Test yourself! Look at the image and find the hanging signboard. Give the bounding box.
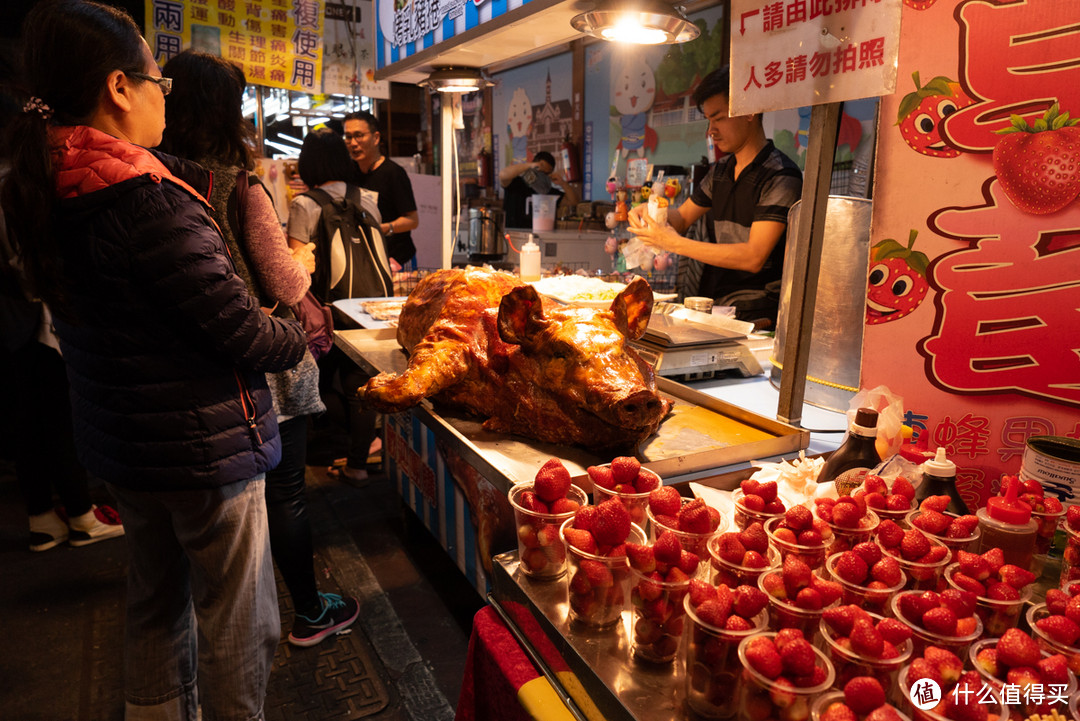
[728,0,902,115]
[375,0,536,69]
[145,0,325,94]
[324,0,390,98]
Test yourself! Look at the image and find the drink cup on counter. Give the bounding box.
[1027,602,1080,677]
[736,632,835,721]
[811,691,913,721]
[683,598,768,719]
[629,566,690,663]
[943,562,1032,635]
[508,482,588,580]
[824,509,881,556]
[708,538,779,589]
[561,518,645,629]
[818,610,913,705]
[898,664,1008,721]
[824,551,906,615]
[764,515,830,571]
[890,590,983,658]
[758,568,838,643]
[905,509,981,564]
[732,488,789,532]
[968,637,1077,718]
[878,535,950,591]
[592,467,659,528]
[647,500,726,578]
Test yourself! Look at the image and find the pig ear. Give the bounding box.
[610,276,654,340]
[498,284,549,347]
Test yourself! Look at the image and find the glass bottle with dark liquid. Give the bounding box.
[817,407,880,496]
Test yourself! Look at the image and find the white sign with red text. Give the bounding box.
[729,0,902,115]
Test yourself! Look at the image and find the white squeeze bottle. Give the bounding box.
[520,234,541,282]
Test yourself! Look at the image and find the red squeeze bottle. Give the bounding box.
[976,475,1037,571]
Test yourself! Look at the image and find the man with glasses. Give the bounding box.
[343,111,419,271]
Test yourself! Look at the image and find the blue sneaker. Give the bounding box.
[288,593,360,647]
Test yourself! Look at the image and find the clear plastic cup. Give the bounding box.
[890,590,983,659]
[824,550,906,616]
[736,632,835,721]
[647,500,726,579]
[508,482,588,580]
[561,518,645,628]
[968,637,1077,718]
[1061,525,1080,588]
[758,568,838,643]
[764,515,829,571]
[818,609,913,705]
[899,663,1008,721]
[683,596,768,719]
[1027,602,1080,677]
[943,562,1031,635]
[878,534,950,592]
[708,538,779,589]
[629,566,689,663]
[824,509,881,556]
[811,690,913,721]
[904,510,981,564]
[732,488,788,532]
[869,497,916,527]
[1032,505,1067,556]
[591,467,660,528]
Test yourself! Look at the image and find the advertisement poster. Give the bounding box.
[323,0,389,98]
[145,0,324,93]
[865,0,1080,507]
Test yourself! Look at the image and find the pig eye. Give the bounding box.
[891,276,914,297]
[869,264,889,286]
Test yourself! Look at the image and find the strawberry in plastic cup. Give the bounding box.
[1018,481,1066,556]
[811,687,912,721]
[819,607,913,704]
[509,481,587,580]
[969,631,1077,718]
[759,557,842,643]
[1027,601,1080,677]
[825,547,907,615]
[588,458,660,527]
[625,528,698,663]
[890,590,983,659]
[877,528,950,592]
[733,479,788,532]
[561,517,645,628]
[708,530,779,589]
[815,496,880,555]
[943,561,1032,635]
[645,495,725,578]
[898,662,1007,721]
[765,509,832,571]
[906,508,981,565]
[1062,523,1080,588]
[736,631,835,721]
[857,473,918,527]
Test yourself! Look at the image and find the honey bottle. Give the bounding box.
[816,407,880,496]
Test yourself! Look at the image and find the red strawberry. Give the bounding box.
[1020,478,1045,497]
[653,531,682,566]
[948,515,980,537]
[742,550,768,569]
[1067,504,1080,531]
[794,588,823,610]
[549,497,580,514]
[740,493,766,512]
[810,575,843,606]
[949,571,986,596]
[573,505,598,532]
[994,103,1080,215]
[832,551,869,584]
[864,492,887,510]
[785,505,813,531]
[916,545,948,565]
[876,519,904,548]
[610,456,640,485]
[897,592,937,624]
[940,589,977,618]
[755,481,779,503]
[678,498,712,534]
[797,529,823,546]
[732,584,769,619]
[677,550,700,575]
[533,458,571,501]
[782,555,812,593]
[688,578,716,607]
[625,542,655,572]
[870,556,903,587]
[974,647,999,677]
[586,465,615,490]
[725,615,753,631]
[877,617,912,646]
[779,637,817,676]
[850,618,884,656]
[1036,615,1080,646]
[820,702,857,721]
[744,637,783,679]
[1067,595,1080,625]
[924,646,964,683]
[996,628,1042,668]
[905,657,944,687]
[886,494,912,511]
[633,469,660,493]
[986,581,1020,602]
[922,607,958,636]
[912,508,950,535]
[900,529,930,560]
[715,533,746,563]
[648,486,682,517]
[852,541,883,567]
[981,547,1005,574]
[1037,653,1071,684]
[740,479,761,496]
[890,476,916,500]
[613,483,636,495]
[695,598,730,628]
[762,499,786,514]
[579,559,613,587]
[738,522,769,554]
[843,676,886,715]
[823,605,869,637]
[944,676,988,721]
[666,566,691,585]
[831,502,863,529]
[518,491,549,514]
[919,495,952,513]
[998,564,1036,590]
[592,499,631,547]
[1046,588,1071,615]
[563,526,598,554]
[863,475,888,495]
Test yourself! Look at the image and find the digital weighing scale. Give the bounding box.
[631,313,764,380]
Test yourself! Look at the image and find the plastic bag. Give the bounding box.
[848,385,905,459]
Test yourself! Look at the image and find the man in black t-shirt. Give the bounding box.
[344,111,419,269]
[627,67,802,329]
[499,150,579,229]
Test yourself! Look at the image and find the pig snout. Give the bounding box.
[610,389,665,428]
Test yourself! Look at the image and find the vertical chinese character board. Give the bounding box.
[865,0,1080,507]
[145,0,324,93]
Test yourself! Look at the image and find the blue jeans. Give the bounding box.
[107,477,279,721]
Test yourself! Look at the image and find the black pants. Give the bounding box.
[2,341,92,517]
[264,415,321,618]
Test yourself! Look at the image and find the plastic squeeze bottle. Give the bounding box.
[976,474,1037,570]
[520,235,541,282]
[915,447,969,515]
[816,407,880,496]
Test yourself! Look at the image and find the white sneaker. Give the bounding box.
[68,505,125,547]
[29,509,69,552]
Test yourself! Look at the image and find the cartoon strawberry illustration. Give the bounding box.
[866,230,930,325]
[993,103,1080,215]
[904,0,938,9]
[896,72,974,158]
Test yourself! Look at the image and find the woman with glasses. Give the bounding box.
[1,2,307,719]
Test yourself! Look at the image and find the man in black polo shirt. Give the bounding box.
[628,66,802,329]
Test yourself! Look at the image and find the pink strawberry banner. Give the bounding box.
[863,0,1080,509]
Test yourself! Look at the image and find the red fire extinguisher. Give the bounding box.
[477,148,493,188]
[560,135,580,184]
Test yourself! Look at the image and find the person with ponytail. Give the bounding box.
[0,2,307,719]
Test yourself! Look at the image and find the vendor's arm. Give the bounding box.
[381,210,418,238]
[549,170,580,211]
[628,196,706,236]
[499,161,538,187]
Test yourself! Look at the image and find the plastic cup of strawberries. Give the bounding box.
[560,516,646,628]
[825,548,907,616]
[732,479,789,532]
[942,560,1033,636]
[1027,601,1080,677]
[587,458,661,528]
[646,496,726,576]
[890,589,983,659]
[876,526,951,592]
[818,606,914,704]
[682,584,769,718]
[1062,524,1080,588]
[758,557,842,644]
[814,497,881,556]
[707,531,780,589]
[811,689,912,721]
[764,510,832,571]
[904,509,981,565]
[509,481,588,580]
[628,565,689,663]
[736,630,835,721]
[968,630,1076,717]
[899,652,1007,721]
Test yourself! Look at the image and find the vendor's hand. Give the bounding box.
[548,169,566,186]
[627,203,649,227]
[627,208,679,253]
[293,242,316,274]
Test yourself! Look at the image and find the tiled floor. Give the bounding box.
[0,460,483,721]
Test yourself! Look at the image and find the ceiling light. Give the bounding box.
[571,0,699,44]
[418,67,494,94]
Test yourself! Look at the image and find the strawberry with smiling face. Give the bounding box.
[896,72,974,158]
[866,230,930,325]
[993,103,1080,215]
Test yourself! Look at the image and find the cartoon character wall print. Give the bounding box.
[896,71,975,158]
[613,56,657,159]
[507,87,533,163]
[865,229,930,325]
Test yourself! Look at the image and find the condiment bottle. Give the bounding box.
[519,235,541,282]
[976,474,1037,570]
[915,447,969,515]
[817,407,881,495]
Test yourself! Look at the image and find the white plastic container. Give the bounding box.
[525,194,557,231]
[519,235,541,282]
